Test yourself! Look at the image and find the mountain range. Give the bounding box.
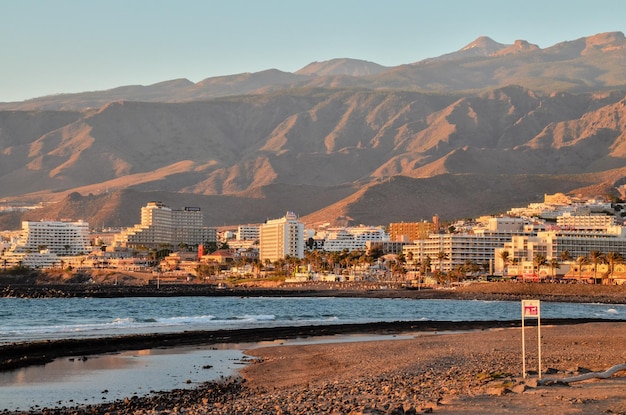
[2,31,626,230]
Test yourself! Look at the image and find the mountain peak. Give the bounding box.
[461,36,507,54]
[295,58,388,77]
[493,39,540,56]
[584,31,626,52]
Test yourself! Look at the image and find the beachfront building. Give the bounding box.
[312,226,388,252]
[366,241,409,256]
[259,211,304,262]
[114,202,217,249]
[389,221,433,242]
[403,217,531,274]
[0,220,91,268]
[496,226,626,282]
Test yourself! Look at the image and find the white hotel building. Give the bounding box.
[496,225,626,278]
[1,220,91,268]
[236,224,260,241]
[403,217,532,273]
[259,212,304,262]
[114,202,216,248]
[318,226,388,252]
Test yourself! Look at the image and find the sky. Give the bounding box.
[1,0,624,102]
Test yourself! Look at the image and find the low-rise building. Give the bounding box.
[315,226,388,252]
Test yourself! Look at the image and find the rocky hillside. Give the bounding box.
[1,32,626,229]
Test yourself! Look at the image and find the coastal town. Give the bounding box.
[2,192,626,286]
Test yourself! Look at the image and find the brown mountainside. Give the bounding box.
[2,32,626,229]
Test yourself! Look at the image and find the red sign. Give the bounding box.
[522,300,540,319]
[524,305,538,316]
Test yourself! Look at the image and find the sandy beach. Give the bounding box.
[3,320,623,414]
[2,283,626,414]
[240,322,626,414]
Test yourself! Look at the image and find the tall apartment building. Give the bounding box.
[114,202,216,248]
[259,211,304,262]
[1,220,91,268]
[11,220,90,255]
[172,207,212,246]
[389,221,433,242]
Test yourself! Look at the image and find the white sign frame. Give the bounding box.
[521,299,542,379]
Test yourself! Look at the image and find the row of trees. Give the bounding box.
[195,247,491,285]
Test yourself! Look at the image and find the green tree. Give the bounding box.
[576,256,589,281]
[498,250,510,276]
[559,250,573,262]
[421,256,432,276]
[436,251,448,273]
[533,253,547,281]
[605,251,623,285]
[589,250,605,284]
[548,257,560,279]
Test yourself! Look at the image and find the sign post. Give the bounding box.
[521,299,542,379]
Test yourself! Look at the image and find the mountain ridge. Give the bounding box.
[2,32,626,230]
[3,31,625,111]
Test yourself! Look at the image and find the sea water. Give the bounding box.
[0,296,624,410]
[1,296,624,344]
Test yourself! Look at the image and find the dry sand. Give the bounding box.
[239,322,626,414]
[4,322,625,414]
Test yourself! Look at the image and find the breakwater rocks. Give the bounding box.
[2,280,626,304]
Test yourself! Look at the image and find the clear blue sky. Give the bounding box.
[1,0,624,102]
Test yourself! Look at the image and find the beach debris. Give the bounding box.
[539,362,626,385]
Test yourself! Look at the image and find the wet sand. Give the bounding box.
[2,320,626,414]
[0,346,245,411]
[1,282,626,414]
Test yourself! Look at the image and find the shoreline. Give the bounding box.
[1,317,623,372]
[2,282,626,413]
[4,321,625,414]
[2,281,626,372]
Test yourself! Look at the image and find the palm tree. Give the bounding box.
[436,251,448,273]
[548,258,560,279]
[559,250,573,263]
[605,251,623,285]
[422,256,432,277]
[498,251,510,277]
[576,256,589,282]
[588,250,605,284]
[533,253,547,281]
